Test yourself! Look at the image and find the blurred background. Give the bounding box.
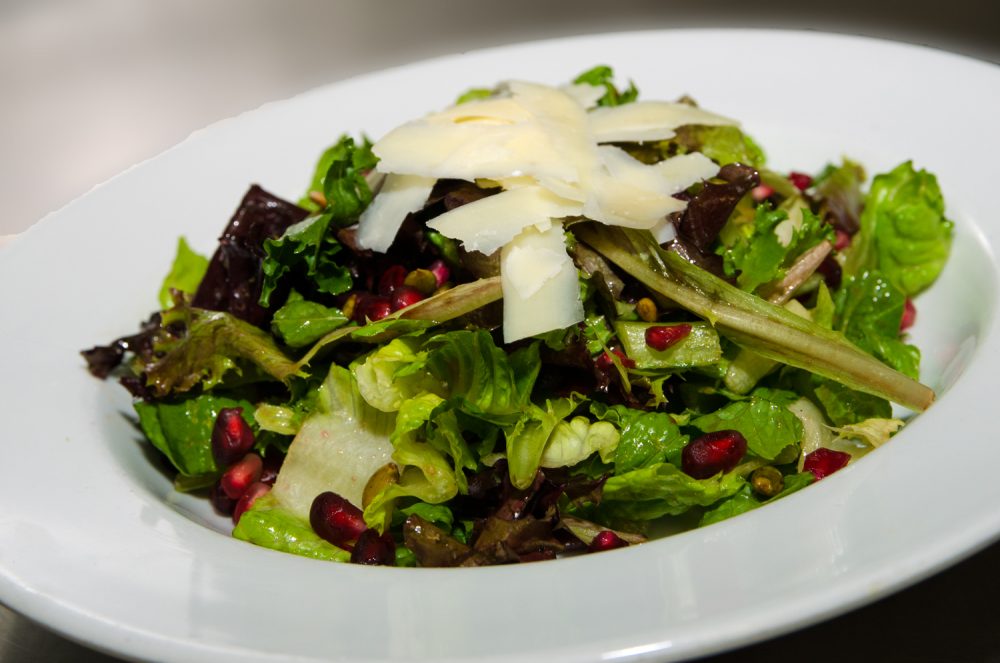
[2,0,999,239]
[2,0,1000,661]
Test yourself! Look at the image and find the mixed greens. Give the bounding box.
[83,67,952,566]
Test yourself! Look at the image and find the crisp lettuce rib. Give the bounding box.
[574,222,934,411]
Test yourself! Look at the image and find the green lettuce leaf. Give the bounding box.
[134,393,254,476]
[601,462,745,520]
[158,237,209,309]
[835,271,920,379]
[233,494,350,562]
[813,379,893,426]
[574,223,934,411]
[271,290,349,348]
[573,65,638,106]
[672,124,766,168]
[721,205,833,293]
[505,397,580,489]
[298,134,378,214]
[845,161,952,296]
[261,135,377,306]
[259,212,352,307]
[539,417,619,468]
[698,471,813,526]
[422,330,539,423]
[591,404,688,473]
[690,393,803,460]
[354,336,439,412]
[269,365,395,516]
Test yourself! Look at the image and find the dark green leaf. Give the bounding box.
[134,393,254,476]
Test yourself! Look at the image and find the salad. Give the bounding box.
[83,67,952,567]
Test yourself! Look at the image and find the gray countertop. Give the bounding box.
[2,1,998,660]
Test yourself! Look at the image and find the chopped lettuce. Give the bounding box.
[141,305,303,398]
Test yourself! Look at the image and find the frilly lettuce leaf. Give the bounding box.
[141,304,303,398]
[721,205,833,293]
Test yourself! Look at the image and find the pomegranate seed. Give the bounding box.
[310,491,368,550]
[350,529,396,566]
[645,324,692,351]
[803,448,851,479]
[220,453,264,500]
[595,348,636,370]
[428,259,450,287]
[211,408,255,467]
[259,450,285,485]
[682,430,748,479]
[751,184,774,202]
[834,229,852,251]
[589,530,628,552]
[900,298,917,332]
[360,295,392,322]
[210,480,237,516]
[788,171,813,191]
[233,481,271,524]
[390,285,425,311]
[378,265,407,295]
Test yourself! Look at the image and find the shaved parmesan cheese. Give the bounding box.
[650,218,678,244]
[651,152,721,193]
[583,172,686,229]
[356,173,436,252]
[588,101,737,143]
[427,185,581,256]
[365,78,733,340]
[374,82,596,185]
[501,221,584,343]
[560,82,607,110]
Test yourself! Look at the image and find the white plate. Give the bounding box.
[1,29,998,663]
